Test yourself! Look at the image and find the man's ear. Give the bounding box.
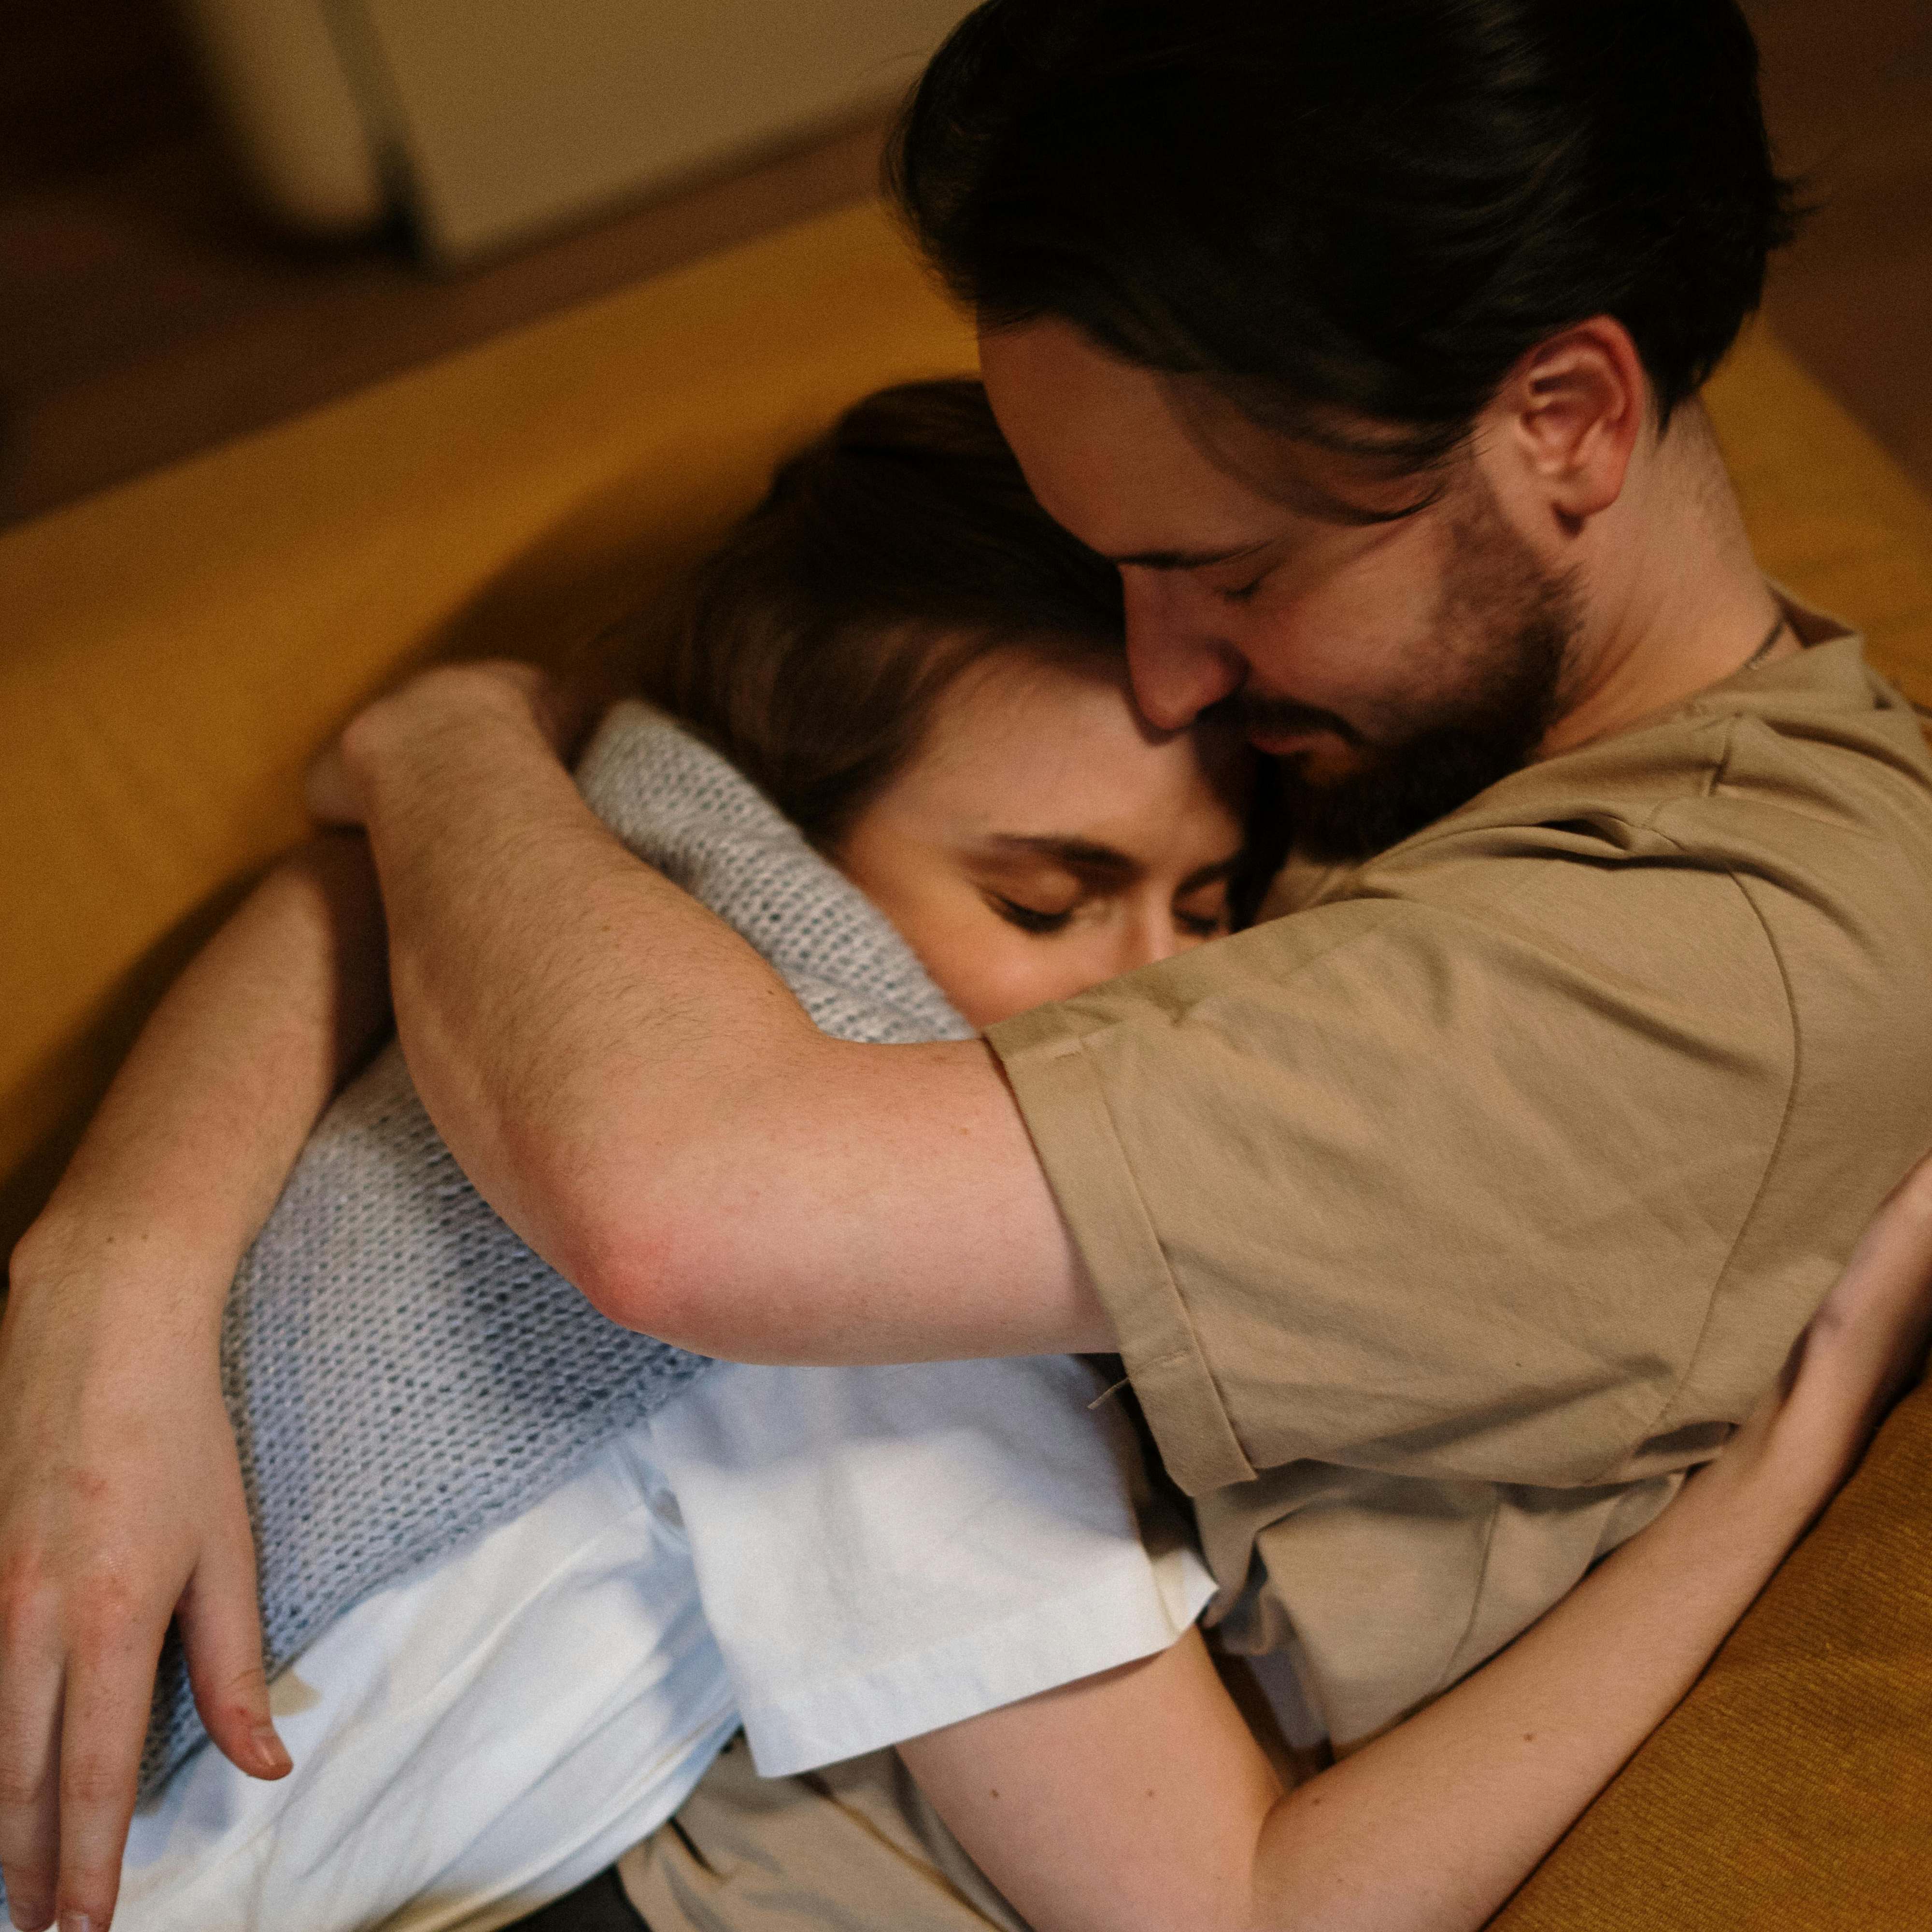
[1498,316,1648,532]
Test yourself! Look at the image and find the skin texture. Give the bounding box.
[309,316,1810,1369]
[10,698,1931,1932]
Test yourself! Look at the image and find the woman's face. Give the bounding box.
[835,645,1251,1029]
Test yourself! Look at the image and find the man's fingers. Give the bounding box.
[177,1538,286,1784]
[53,1605,170,1932]
[0,1576,64,1932]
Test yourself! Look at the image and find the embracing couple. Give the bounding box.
[6,3,1932,1931]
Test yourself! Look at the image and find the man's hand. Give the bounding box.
[0,1231,284,1932]
[306,661,589,829]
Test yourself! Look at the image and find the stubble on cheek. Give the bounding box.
[1278,475,1580,863]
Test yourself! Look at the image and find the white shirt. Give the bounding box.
[118,1356,1212,1931]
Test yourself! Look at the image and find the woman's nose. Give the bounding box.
[1111,900,1191,978]
[1122,573,1246,730]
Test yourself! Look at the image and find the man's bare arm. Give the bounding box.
[334,665,1109,1363]
[0,835,389,1932]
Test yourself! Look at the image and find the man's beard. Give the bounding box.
[1247,485,1579,865]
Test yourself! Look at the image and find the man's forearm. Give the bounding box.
[341,671,1105,1363]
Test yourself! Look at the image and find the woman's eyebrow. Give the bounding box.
[981,834,1138,881]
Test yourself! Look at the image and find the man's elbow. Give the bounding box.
[541,1159,739,1351]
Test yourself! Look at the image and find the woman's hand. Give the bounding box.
[0,838,389,1931]
[1718,1150,1932,1499]
[0,1228,283,1932]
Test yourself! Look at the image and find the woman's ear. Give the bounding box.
[1496,316,1648,533]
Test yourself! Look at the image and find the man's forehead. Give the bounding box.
[978,320,1430,555]
[979,323,1283,558]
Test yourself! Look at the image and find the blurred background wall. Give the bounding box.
[1,0,1927,532]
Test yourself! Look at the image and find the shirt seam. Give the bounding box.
[1634,724,1804,1444]
[1066,1033,1259,1488]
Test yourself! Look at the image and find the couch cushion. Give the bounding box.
[0,199,975,1246]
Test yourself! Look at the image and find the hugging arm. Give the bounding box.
[330,664,1110,1364]
[901,1157,1932,1932]
[0,835,389,1932]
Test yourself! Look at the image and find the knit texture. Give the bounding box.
[139,703,970,1795]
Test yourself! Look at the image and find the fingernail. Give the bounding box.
[254,1723,292,1775]
[58,1912,94,1932]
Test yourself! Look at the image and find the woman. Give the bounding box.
[2,383,1929,1932]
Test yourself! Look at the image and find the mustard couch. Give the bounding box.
[4,200,1931,1927]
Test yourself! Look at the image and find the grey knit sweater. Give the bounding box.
[139,703,971,1795]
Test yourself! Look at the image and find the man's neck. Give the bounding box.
[1539,398,1792,757]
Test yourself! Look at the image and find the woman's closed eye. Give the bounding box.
[1173,878,1233,939]
[985,891,1078,936]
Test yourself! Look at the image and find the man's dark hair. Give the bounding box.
[891,0,1798,470]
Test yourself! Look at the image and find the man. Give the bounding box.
[5,1,1932,1928]
[325,3,1932,1917]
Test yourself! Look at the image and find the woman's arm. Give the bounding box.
[0,834,389,1932]
[899,1152,1932,1932]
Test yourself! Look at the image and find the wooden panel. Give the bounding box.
[354,0,974,262]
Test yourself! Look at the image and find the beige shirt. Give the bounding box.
[988,620,1932,1744]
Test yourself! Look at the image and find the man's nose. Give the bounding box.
[1122,573,1246,730]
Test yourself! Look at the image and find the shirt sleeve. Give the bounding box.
[644,1356,1215,1776]
[986,836,1795,1496]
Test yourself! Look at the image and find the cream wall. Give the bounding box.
[179,0,977,259]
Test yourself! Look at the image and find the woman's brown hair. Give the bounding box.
[613,376,1285,919]
[619,378,1124,852]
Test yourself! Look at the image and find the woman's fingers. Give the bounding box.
[52,1608,171,1932]
[0,1579,65,1931]
[1808,1153,1932,1379]
[0,1250,258,1932]
[1776,1151,1932,1473]
[177,1518,287,1783]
